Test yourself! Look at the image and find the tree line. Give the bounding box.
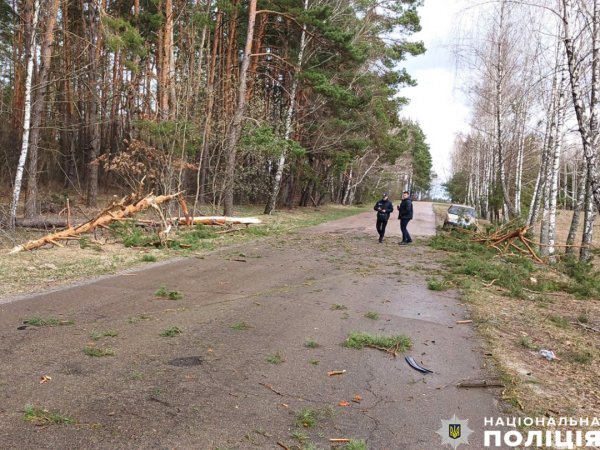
[446,0,600,261]
[0,0,432,228]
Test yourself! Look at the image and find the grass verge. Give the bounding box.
[0,203,366,299]
[430,227,600,424]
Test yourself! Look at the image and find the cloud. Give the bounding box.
[398,0,473,181]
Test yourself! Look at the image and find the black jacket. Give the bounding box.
[374,199,393,221]
[398,198,413,220]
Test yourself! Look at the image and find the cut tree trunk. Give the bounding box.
[169,216,262,226]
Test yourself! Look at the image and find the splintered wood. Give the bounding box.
[463,224,544,263]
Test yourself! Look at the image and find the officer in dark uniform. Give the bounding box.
[374,192,393,243]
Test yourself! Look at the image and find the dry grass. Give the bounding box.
[0,196,365,298]
[466,285,600,419]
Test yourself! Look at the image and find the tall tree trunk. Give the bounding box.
[195,8,220,209]
[540,92,559,255]
[562,0,600,219]
[25,0,61,218]
[8,0,40,229]
[264,0,308,215]
[566,161,586,255]
[580,168,596,261]
[86,0,101,207]
[547,69,567,260]
[222,0,256,216]
[513,106,525,216]
[166,0,176,119]
[495,0,515,220]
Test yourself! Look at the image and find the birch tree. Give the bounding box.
[8,0,40,230]
[24,0,60,218]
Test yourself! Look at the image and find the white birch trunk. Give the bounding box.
[8,0,40,230]
[342,166,353,205]
[513,106,526,215]
[547,69,567,260]
[581,171,596,261]
[566,161,586,255]
[562,0,600,222]
[264,0,309,214]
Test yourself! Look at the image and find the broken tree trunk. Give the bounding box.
[169,216,262,226]
[10,193,180,253]
[15,218,85,229]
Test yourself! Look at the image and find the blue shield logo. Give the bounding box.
[449,424,461,440]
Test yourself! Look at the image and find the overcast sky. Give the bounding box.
[400,0,472,182]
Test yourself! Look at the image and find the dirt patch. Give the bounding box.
[467,287,600,417]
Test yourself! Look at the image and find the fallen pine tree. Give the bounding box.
[169,216,262,226]
[9,192,263,254]
[9,193,180,253]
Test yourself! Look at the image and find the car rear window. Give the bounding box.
[448,206,476,217]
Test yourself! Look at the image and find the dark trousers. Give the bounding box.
[376,218,388,240]
[400,218,412,242]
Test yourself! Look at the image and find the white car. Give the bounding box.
[444,204,478,228]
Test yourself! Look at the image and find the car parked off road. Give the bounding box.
[443,204,478,229]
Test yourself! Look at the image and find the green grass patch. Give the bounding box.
[23,405,74,425]
[141,254,157,262]
[364,311,379,320]
[548,315,570,329]
[518,336,536,350]
[230,321,252,330]
[266,351,284,365]
[90,330,119,341]
[559,257,600,299]
[427,278,446,291]
[160,326,182,337]
[563,349,594,365]
[24,316,74,327]
[304,339,319,348]
[83,347,114,357]
[577,312,590,324]
[154,285,183,300]
[110,222,156,247]
[330,304,347,311]
[430,229,541,298]
[342,440,368,450]
[343,332,411,353]
[294,408,319,428]
[170,225,218,250]
[309,359,320,366]
[291,431,308,444]
[127,314,152,324]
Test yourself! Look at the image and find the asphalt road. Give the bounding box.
[0,202,504,449]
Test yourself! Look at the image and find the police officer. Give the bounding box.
[374,192,393,243]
